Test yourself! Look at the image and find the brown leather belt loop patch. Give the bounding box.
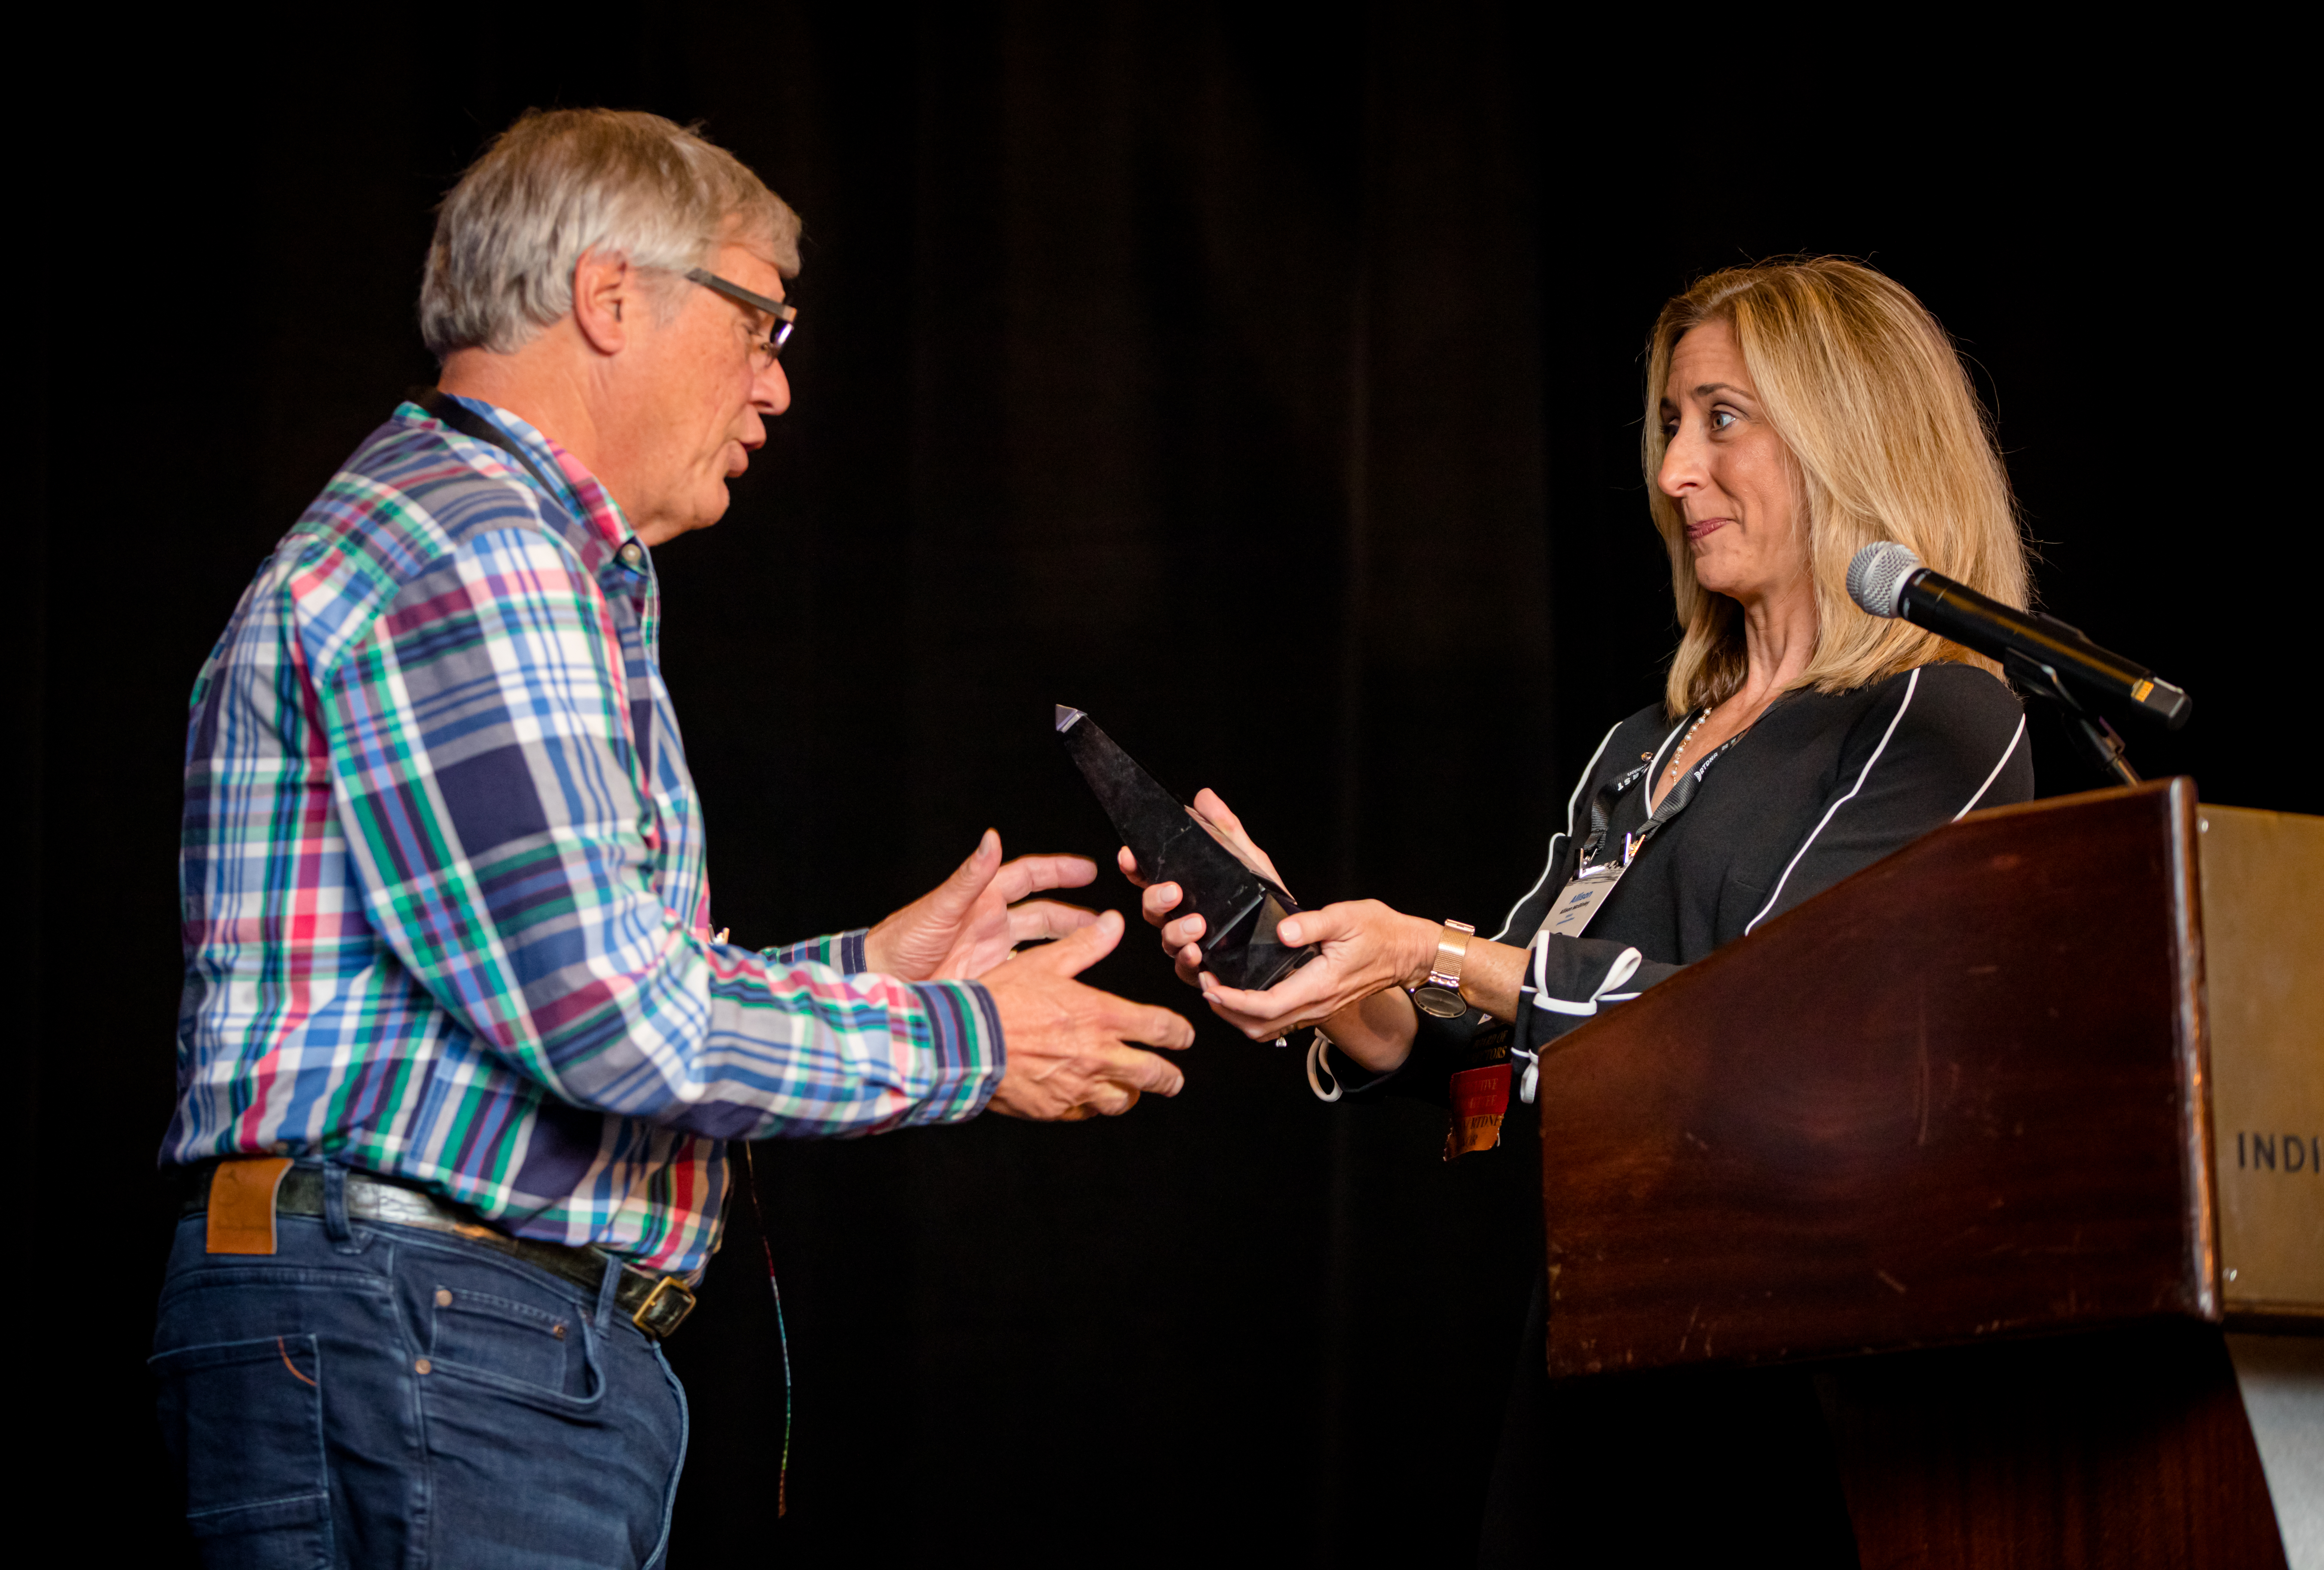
[206,1157,295,1255]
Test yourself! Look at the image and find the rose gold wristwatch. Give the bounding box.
[1410,919,1476,1018]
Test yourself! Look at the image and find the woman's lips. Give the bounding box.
[1684,517,1729,542]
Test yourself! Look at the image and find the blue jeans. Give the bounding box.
[151,1165,689,1569]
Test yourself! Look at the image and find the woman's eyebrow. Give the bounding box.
[1692,381,1754,400]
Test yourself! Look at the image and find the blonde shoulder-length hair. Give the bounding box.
[1643,257,2031,718]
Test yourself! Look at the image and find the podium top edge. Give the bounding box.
[1961,777,2192,824]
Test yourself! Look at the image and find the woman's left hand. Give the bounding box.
[1197,899,1438,1041]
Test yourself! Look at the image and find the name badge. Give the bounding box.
[1540,860,1626,940]
[1538,829,1645,941]
[1538,723,1732,947]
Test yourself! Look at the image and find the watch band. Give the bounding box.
[1411,919,1476,1019]
[1426,919,1476,990]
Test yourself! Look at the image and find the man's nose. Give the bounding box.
[756,359,791,419]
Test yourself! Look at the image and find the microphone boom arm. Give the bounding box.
[2001,648,2143,788]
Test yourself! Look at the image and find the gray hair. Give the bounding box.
[419,108,802,360]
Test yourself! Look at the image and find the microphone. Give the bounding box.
[1847,543,2191,731]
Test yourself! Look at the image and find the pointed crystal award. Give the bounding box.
[1056,705,1317,991]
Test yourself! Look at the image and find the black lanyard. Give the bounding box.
[409,387,566,505]
[1577,711,1731,875]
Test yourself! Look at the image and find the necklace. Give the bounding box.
[1664,709,1710,779]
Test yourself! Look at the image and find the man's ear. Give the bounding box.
[571,247,632,356]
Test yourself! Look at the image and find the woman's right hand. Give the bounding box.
[1117,788,1285,988]
[1120,790,1425,1075]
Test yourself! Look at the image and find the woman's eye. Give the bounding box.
[1709,409,1738,431]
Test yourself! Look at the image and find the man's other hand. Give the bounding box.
[865,830,1098,981]
[981,911,1195,1120]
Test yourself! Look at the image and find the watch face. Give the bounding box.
[1412,986,1465,1019]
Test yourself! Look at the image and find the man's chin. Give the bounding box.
[680,485,735,537]
[634,495,731,549]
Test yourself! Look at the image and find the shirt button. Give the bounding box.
[414,1358,433,1375]
[435,1288,453,1307]
[619,542,644,568]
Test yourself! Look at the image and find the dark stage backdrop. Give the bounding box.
[24,8,2287,1566]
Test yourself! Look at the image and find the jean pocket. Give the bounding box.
[429,1285,580,1398]
[151,1335,331,1569]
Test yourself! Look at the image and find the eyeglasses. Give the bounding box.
[685,267,797,367]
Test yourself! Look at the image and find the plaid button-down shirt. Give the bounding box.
[165,395,1003,1276]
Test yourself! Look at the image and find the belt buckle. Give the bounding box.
[632,1275,697,1339]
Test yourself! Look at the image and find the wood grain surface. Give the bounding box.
[1538,779,2215,1378]
[1821,1320,2287,1570]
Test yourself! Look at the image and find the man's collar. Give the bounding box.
[406,391,642,561]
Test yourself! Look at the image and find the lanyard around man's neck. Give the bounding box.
[411,387,566,507]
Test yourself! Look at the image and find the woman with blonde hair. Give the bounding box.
[1133,257,2034,1559]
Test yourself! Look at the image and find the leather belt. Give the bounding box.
[182,1162,698,1340]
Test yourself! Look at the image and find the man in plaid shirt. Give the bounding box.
[154,109,1193,1569]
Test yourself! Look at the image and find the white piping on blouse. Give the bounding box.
[1639,708,1699,808]
[1953,714,2026,821]
[1529,938,1644,1016]
[1491,719,1623,942]
[1513,941,1644,1104]
[1743,666,1921,936]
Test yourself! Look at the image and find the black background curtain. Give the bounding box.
[21,7,2291,1564]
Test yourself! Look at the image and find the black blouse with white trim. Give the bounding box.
[1327,662,2032,1105]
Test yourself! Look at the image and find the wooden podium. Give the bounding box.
[1538,780,2321,1567]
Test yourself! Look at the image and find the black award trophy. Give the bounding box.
[1055,705,1317,991]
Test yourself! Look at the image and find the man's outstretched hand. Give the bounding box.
[866,830,1099,981]
[981,911,1195,1120]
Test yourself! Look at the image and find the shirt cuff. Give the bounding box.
[767,929,871,972]
[896,980,1006,1124]
[1511,934,1650,1064]
[1315,1031,1405,1097]
[759,929,1001,1124]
